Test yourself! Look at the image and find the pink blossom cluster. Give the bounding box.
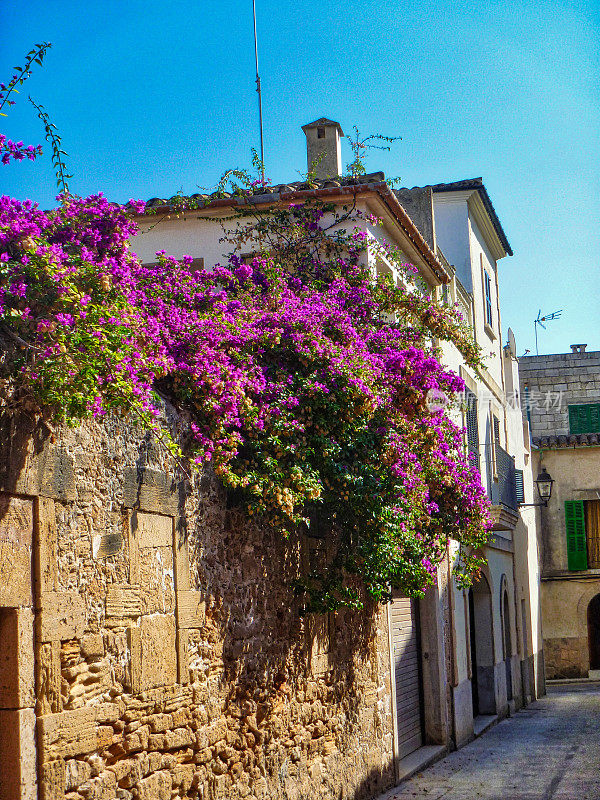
[0,192,491,610]
[0,134,42,165]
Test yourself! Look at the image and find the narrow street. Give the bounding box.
[378,684,600,800]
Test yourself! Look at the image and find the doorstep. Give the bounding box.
[394,745,447,785]
[473,714,498,737]
[376,746,447,799]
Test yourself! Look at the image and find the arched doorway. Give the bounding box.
[502,589,513,701]
[587,594,600,671]
[468,572,496,716]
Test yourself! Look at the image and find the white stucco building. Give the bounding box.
[397,179,545,743]
[127,118,544,776]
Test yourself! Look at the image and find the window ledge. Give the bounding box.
[484,323,497,341]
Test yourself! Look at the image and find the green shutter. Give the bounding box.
[569,405,585,434]
[565,500,587,570]
[514,469,524,504]
[569,404,600,435]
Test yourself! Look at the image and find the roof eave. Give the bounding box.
[431,180,513,257]
[130,181,451,284]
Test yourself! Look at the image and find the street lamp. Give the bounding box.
[519,467,554,508]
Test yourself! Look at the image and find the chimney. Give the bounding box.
[570,344,588,353]
[301,118,344,180]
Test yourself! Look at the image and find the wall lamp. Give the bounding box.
[519,467,554,508]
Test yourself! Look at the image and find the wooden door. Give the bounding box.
[390,597,423,759]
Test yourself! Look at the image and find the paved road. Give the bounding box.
[378,684,600,800]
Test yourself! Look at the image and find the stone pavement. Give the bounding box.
[376,684,600,800]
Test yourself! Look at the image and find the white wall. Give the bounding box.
[431,197,472,290]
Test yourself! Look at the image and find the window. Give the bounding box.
[240,251,260,265]
[565,499,600,570]
[568,404,600,435]
[465,391,480,471]
[317,126,326,139]
[514,469,525,504]
[484,271,493,328]
[489,412,501,479]
[565,500,587,570]
[493,415,500,445]
[441,283,450,306]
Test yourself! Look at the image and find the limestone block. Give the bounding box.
[0,708,37,800]
[173,519,191,591]
[34,497,58,598]
[91,531,123,560]
[0,495,33,607]
[0,607,35,709]
[126,627,141,694]
[39,759,65,800]
[94,703,120,725]
[36,641,62,715]
[123,468,180,516]
[176,590,206,629]
[37,707,96,762]
[64,759,91,791]
[0,414,75,503]
[196,719,227,749]
[139,615,177,691]
[38,594,86,642]
[176,628,189,685]
[139,548,174,615]
[105,585,141,626]
[132,511,172,549]
[80,634,104,661]
[164,727,194,749]
[96,725,114,749]
[125,510,140,585]
[135,771,172,800]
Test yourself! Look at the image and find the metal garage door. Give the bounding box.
[390,597,423,759]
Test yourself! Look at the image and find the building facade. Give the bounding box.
[0,120,545,800]
[519,345,600,678]
[131,121,545,764]
[397,177,544,743]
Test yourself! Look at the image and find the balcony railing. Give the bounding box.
[489,444,518,511]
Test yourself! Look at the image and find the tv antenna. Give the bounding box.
[534,308,562,355]
[252,0,265,184]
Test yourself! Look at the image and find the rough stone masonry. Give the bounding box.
[0,404,395,800]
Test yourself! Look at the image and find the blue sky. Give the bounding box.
[2,0,599,355]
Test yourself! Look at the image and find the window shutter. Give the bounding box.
[569,405,585,434]
[514,469,524,504]
[465,392,480,471]
[585,500,600,569]
[565,500,587,570]
[569,404,600,435]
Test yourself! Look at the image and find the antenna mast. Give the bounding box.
[534,308,562,355]
[252,0,265,184]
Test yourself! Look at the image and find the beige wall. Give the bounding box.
[533,447,600,678]
[535,447,600,575]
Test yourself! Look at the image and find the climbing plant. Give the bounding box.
[0,184,491,611]
[0,47,490,612]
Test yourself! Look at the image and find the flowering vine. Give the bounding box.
[0,183,491,611]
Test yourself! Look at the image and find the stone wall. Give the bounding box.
[0,409,395,800]
[519,349,600,436]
